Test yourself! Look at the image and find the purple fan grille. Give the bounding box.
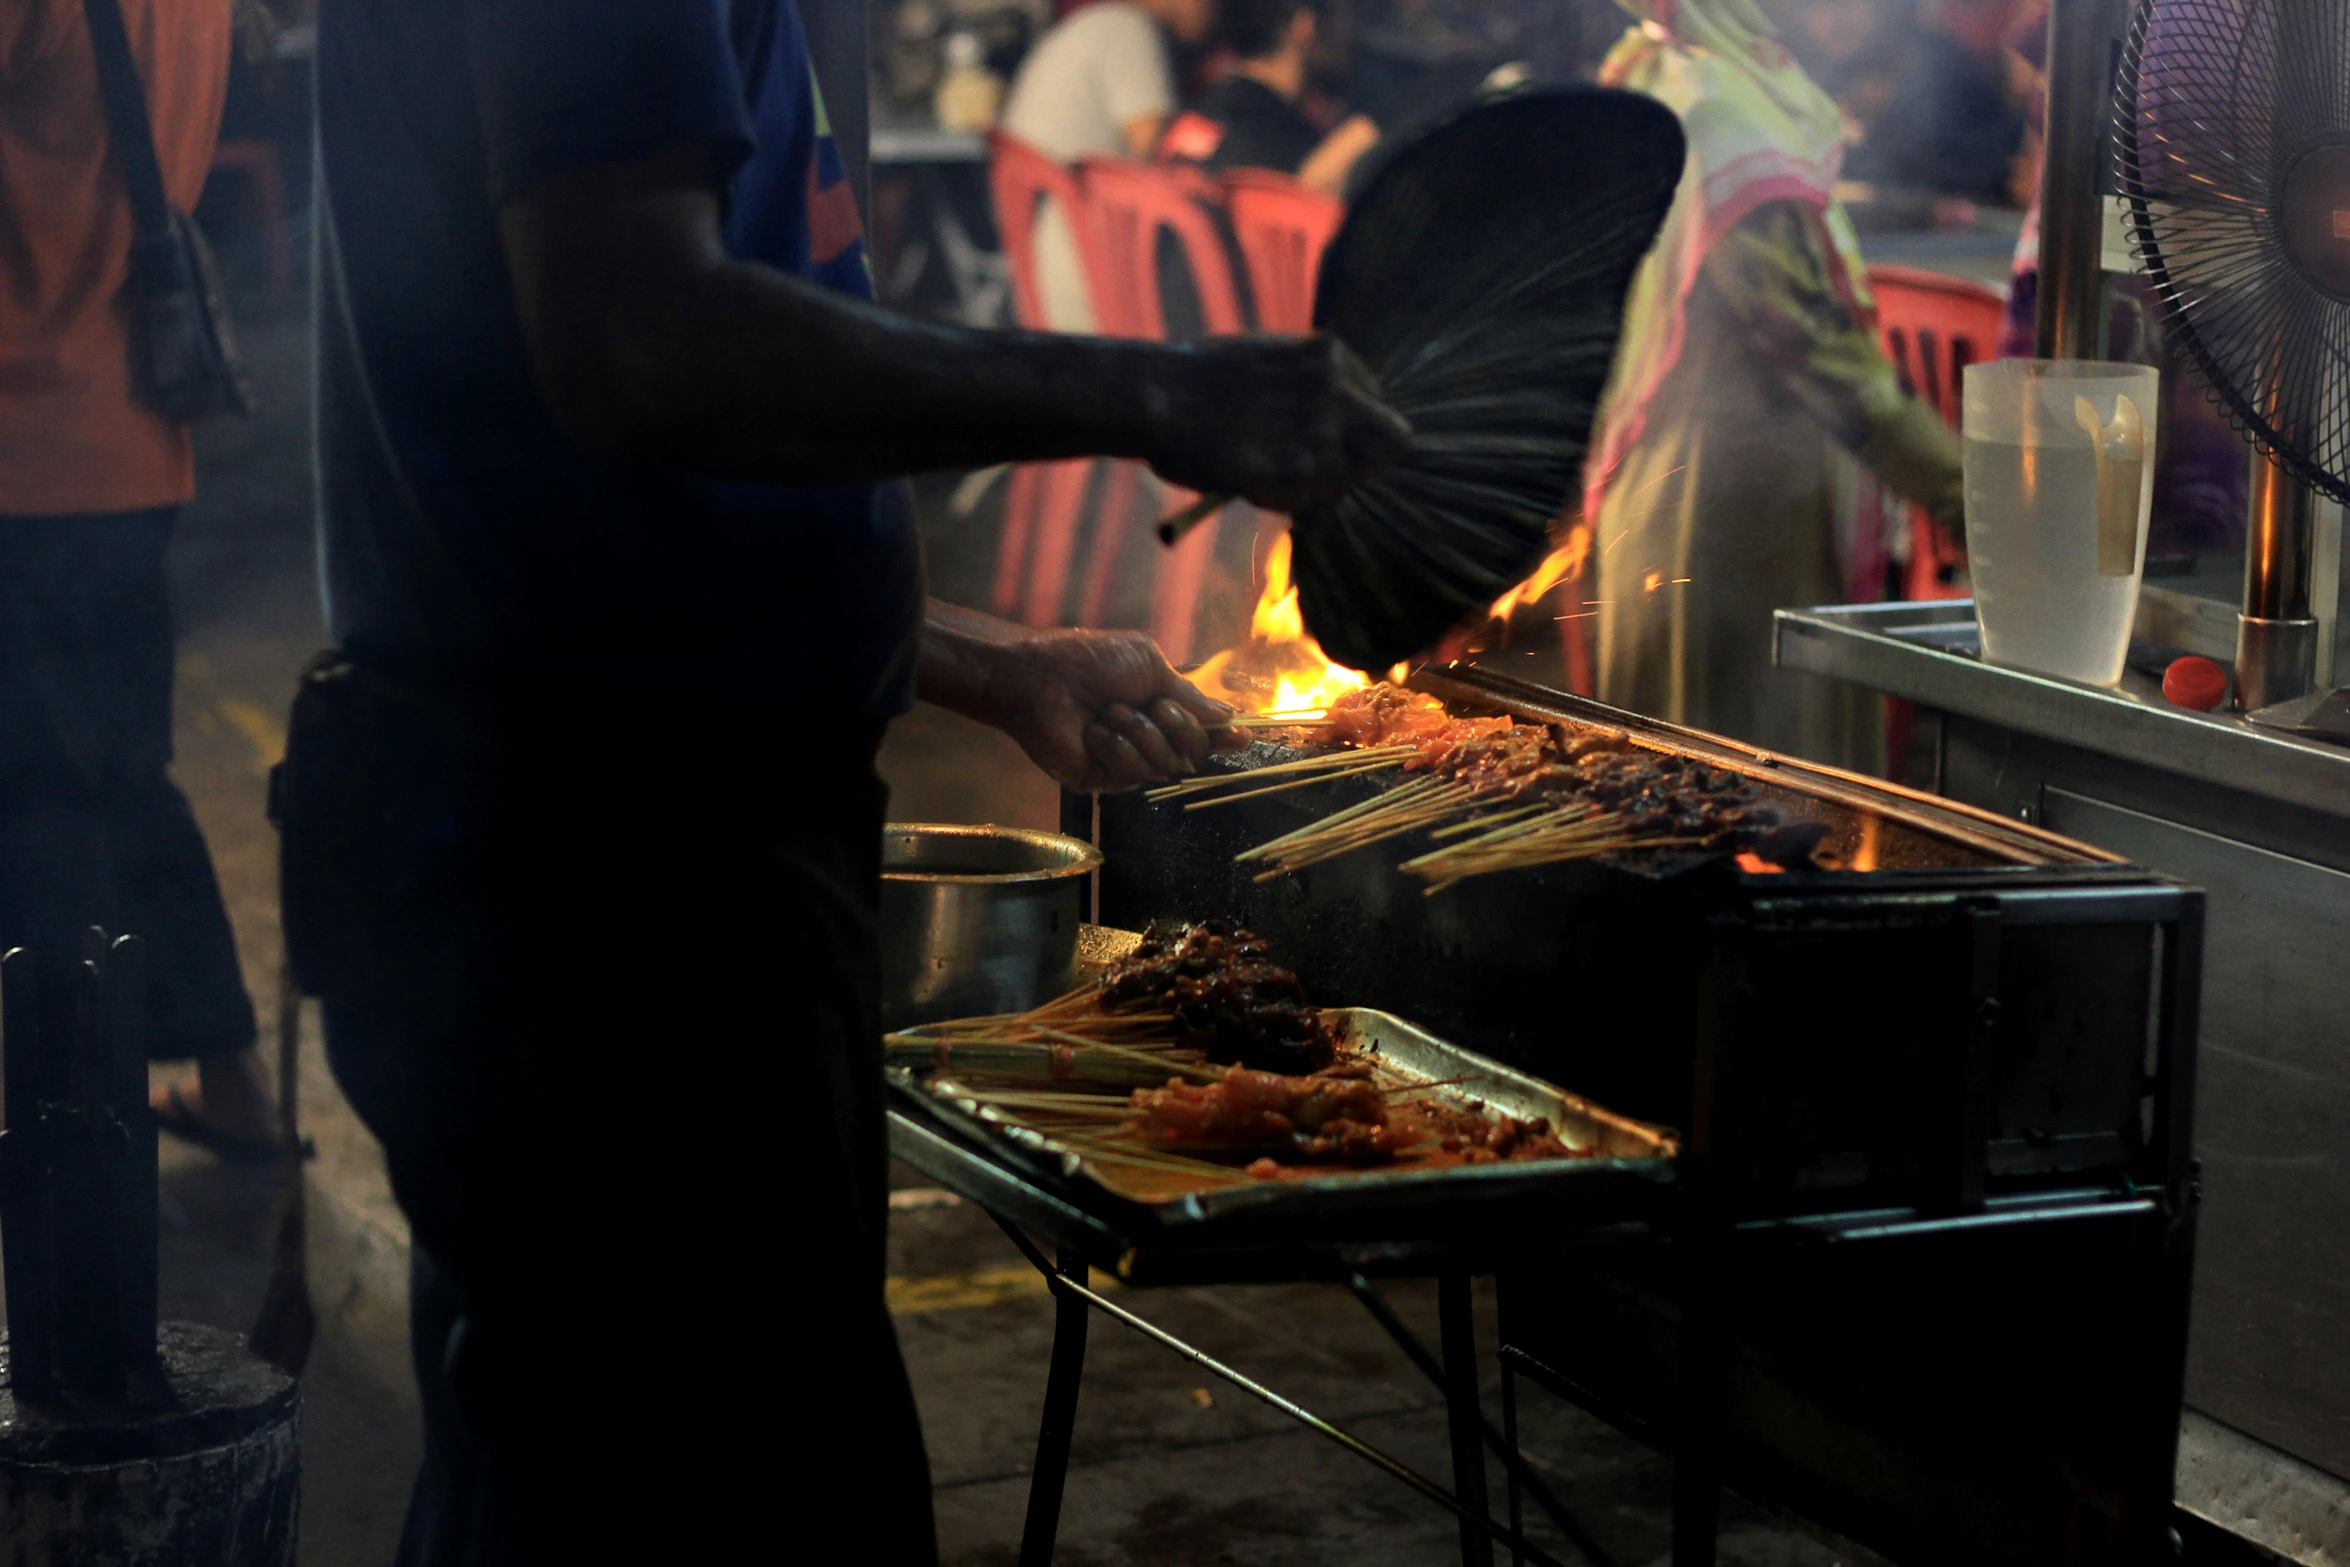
[2117,0,2350,502]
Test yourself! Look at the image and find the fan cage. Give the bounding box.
[2114,0,2350,505]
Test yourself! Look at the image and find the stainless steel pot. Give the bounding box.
[878,824,1102,1029]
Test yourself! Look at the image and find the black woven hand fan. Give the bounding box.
[1292,89,1685,671]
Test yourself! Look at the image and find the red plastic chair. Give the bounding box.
[1867,265,2006,777]
[986,131,1105,624]
[1866,265,2005,603]
[1222,169,1342,334]
[1067,158,1251,662]
[1077,158,1247,339]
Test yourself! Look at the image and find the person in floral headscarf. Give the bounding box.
[1578,0,1965,772]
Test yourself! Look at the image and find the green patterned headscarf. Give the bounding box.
[1585,0,1873,512]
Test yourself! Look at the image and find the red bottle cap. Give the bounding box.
[2162,656,2228,711]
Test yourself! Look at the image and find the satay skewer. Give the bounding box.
[1234,774,1453,859]
[1179,756,1413,811]
[1143,744,1416,802]
[1243,780,1488,877]
[1223,712,1332,731]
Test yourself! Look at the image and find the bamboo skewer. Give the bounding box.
[1395,804,1607,870]
[1179,757,1407,810]
[1234,773,1452,858]
[1224,712,1331,730]
[1424,802,1553,840]
[912,1031,1217,1084]
[1020,1027,1223,1083]
[1242,779,1490,878]
[1143,744,1415,802]
[1412,836,1684,895]
[963,1096,1130,1117]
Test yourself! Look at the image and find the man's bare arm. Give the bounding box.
[500,141,1407,510]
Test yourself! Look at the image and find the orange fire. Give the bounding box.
[1190,534,1375,713]
[1485,525,1590,624]
[1852,811,1882,872]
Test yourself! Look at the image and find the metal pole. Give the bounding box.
[2036,0,2132,360]
[2238,454,2322,709]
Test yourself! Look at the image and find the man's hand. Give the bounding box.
[1144,336,1413,515]
[919,602,1234,791]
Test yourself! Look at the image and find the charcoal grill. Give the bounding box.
[1048,666,2202,1567]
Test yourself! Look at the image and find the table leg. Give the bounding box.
[1441,1270,1497,1567]
[1671,1260,1724,1567]
[1018,1246,1091,1567]
[1351,1275,1618,1567]
[1501,1355,1524,1567]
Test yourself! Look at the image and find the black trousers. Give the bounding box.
[0,510,256,1060]
[280,663,937,1565]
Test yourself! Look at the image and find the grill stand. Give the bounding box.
[977,1208,1584,1567]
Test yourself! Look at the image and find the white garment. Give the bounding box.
[1001,1,1174,162]
[1031,199,1098,331]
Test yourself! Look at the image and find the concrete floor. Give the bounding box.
[122,212,1880,1567]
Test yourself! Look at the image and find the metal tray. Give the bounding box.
[885,1004,1678,1277]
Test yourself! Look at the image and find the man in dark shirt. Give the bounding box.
[296,3,1405,1563]
[1161,0,1380,193]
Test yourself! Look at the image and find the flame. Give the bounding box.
[1852,812,1882,873]
[1480,522,1592,631]
[1733,851,1786,875]
[1190,533,1373,713]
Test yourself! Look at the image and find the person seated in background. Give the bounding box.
[1003,0,1217,162]
[1158,0,1380,195]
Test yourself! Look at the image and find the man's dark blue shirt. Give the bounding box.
[316,0,920,715]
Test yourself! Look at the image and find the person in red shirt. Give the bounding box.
[0,0,270,1152]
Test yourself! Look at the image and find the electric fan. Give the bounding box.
[2117,0,2350,722]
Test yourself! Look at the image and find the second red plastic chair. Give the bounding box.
[1866,264,2007,777]
[987,131,1103,626]
[1067,158,1250,662]
[1867,264,2005,603]
[1222,169,1341,335]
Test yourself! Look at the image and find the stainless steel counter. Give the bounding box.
[1776,598,2350,1511]
[1774,600,2350,826]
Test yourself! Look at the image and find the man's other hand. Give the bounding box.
[989,628,1235,792]
[917,602,1234,792]
[1145,336,1412,515]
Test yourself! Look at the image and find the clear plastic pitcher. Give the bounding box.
[1962,358,2160,686]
